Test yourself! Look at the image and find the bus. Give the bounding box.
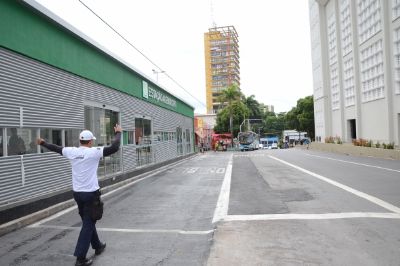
[260,135,279,149]
[238,131,259,151]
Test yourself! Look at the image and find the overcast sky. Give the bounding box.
[33,0,313,114]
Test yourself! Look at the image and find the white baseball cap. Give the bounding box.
[79,130,96,140]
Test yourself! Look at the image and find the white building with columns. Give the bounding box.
[308,0,400,146]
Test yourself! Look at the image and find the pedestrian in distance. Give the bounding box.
[37,124,122,266]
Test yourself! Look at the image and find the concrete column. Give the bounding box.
[381,0,395,143]
[350,0,362,139]
[318,2,333,140]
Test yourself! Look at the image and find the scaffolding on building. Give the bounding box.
[204,25,240,114]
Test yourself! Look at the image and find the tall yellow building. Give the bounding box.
[204,26,240,114]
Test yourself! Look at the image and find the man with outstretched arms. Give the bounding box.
[37,124,122,266]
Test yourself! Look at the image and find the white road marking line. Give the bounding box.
[212,154,233,224]
[29,224,214,235]
[269,155,400,214]
[224,212,400,221]
[306,153,400,173]
[29,159,191,227]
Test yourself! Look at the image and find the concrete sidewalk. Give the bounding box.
[300,142,400,160]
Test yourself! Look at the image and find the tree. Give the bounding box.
[214,101,249,137]
[284,95,315,140]
[217,84,242,144]
[296,96,315,139]
[285,107,299,131]
[242,95,261,119]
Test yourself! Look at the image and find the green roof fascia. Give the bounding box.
[0,0,194,118]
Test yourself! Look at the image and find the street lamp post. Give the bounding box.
[240,119,262,133]
[152,69,165,82]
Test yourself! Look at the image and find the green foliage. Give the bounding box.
[242,95,262,119]
[387,142,395,149]
[325,136,342,144]
[214,100,249,137]
[215,84,243,138]
[214,88,315,141]
[374,141,393,149]
[366,140,373,147]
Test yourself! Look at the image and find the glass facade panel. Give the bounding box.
[357,0,382,44]
[41,129,62,146]
[84,105,121,178]
[7,128,37,156]
[65,129,81,147]
[126,131,135,145]
[394,27,400,94]
[135,118,152,145]
[136,146,152,167]
[134,117,153,166]
[0,128,3,157]
[84,106,119,146]
[394,0,400,20]
[177,127,183,155]
[185,129,191,153]
[135,118,143,145]
[360,39,384,102]
[340,0,353,56]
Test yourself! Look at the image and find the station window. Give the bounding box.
[0,128,3,157]
[135,117,152,145]
[84,106,119,146]
[7,128,37,156]
[65,129,81,147]
[84,105,121,177]
[154,131,162,142]
[135,117,152,166]
[41,129,62,146]
[124,131,135,145]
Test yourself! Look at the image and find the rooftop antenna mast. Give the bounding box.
[210,0,217,28]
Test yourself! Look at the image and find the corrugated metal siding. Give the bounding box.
[0,47,194,208]
[154,142,178,164]
[122,146,137,172]
[0,157,23,204]
[0,154,71,205]
[23,153,71,193]
[0,48,83,128]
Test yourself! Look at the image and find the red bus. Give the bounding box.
[211,133,232,151]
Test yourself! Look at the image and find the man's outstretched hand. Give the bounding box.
[114,124,122,133]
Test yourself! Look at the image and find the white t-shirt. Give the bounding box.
[62,146,104,192]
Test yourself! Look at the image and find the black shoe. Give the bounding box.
[95,242,106,255]
[75,258,93,266]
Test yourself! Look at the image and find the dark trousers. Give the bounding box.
[73,191,102,259]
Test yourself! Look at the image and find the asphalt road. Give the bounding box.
[1,148,400,265]
[209,148,400,266]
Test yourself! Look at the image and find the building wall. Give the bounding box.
[204,26,240,114]
[361,99,390,141]
[331,110,343,137]
[309,0,400,146]
[0,0,193,118]
[310,0,328,142]
[0,0,195,208]
[0,47,194,206]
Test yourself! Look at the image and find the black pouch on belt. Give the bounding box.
[91,190,104,221]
